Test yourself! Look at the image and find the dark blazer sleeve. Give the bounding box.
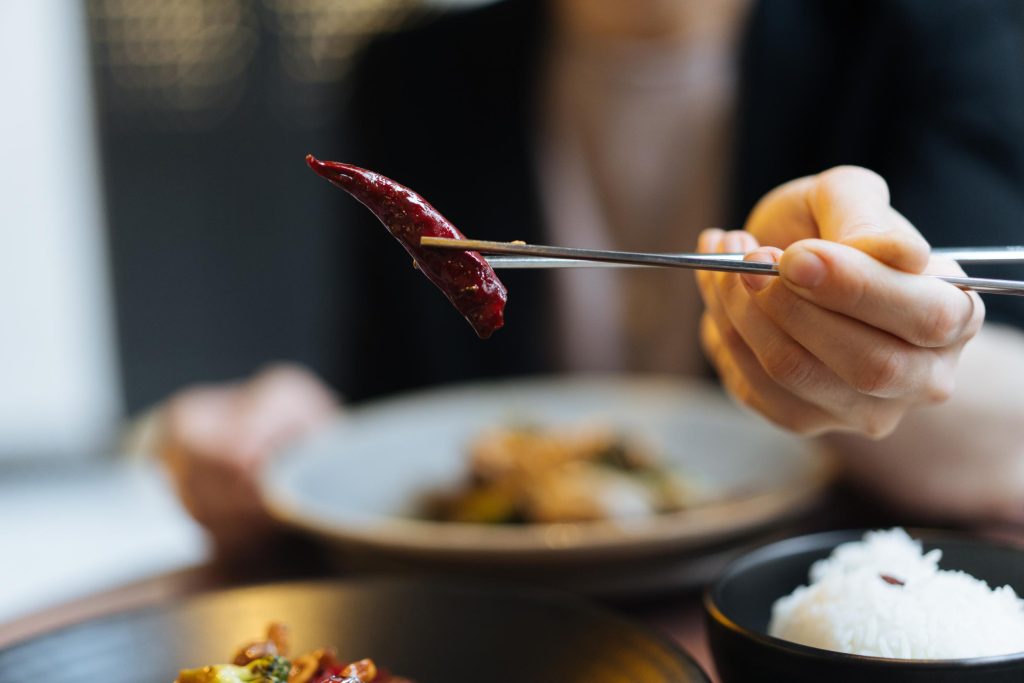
[876,0,1024,328]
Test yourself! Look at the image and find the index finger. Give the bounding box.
[777,239,984,349]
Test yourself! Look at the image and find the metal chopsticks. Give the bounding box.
[419,237,1024,297]
[485,246,1024,269]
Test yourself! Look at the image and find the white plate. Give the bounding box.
[263,376,833,564]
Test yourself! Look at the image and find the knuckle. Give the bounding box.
[163,397,188,429]
[840,268,868,312]
[715,269,740,298]
[857,407,903,439]
[775,411,830,437]
[821,165,889,199]
[761,342,815,391]
[926,361,957,404]
[915,304,966,348]
[699,315,720,355]
[760,285,804,327]
[964,293,986,339]
[702,312,748,358]
[927,376,956,404]
[732,382,759,412]
[852,347,904,396]
[717,366,759,415]
[862,421,898,440]
[783,416,818,436]
[696,269,713,292]
[718,321,746,351]
[720,368,757,413]
[256,362,312,387]
[163,390,206,434]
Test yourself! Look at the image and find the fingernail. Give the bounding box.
[784,246,827,289]
[698,228,724,253]
[741,250,779,292]
[724,232,745,254]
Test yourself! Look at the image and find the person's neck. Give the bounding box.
[553,0,752,48]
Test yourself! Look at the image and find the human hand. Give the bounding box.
[696,166,984,437]
[159,363,338,550]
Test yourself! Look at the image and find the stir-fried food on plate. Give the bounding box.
[424,423,702,524]
[175,624,413,683]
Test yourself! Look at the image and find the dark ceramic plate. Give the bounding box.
[705,530,1024,683]
[0,579,708,683]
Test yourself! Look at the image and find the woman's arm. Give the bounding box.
[700,2,1024,523]
[826,322,1024,525]
[694,162,1024,526]
[814,2,1024,523]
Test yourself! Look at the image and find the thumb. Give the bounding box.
[810,166,930,274]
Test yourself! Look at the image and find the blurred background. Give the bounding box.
[0,0,470,463]
[4,0,1022,646]
[0,0,481,622]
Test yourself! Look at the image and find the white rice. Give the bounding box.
[768,528,1024,659]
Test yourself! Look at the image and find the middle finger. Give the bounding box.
[747,249,957,403]
[701,231,895,421]
[778,239,984,349]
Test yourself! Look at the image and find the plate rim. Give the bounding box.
[0,577,713,683]
[261,375,835,560]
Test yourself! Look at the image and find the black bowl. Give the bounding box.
[0,578,709,683]
[704,529,1024,683]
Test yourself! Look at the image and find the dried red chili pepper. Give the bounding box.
[306,155,507,339]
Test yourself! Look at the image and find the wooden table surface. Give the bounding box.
[3,487,1018,682]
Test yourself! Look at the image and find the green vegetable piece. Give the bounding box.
[177,655,291,683]
[449,486,520,524]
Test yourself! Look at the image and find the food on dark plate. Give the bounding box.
[305,155,507,339]
[175,623,413,683]
[423,422,702,524]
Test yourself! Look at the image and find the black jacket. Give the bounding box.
[331,0,1024,401]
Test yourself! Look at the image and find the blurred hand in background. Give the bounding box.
[160,364,337,552]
